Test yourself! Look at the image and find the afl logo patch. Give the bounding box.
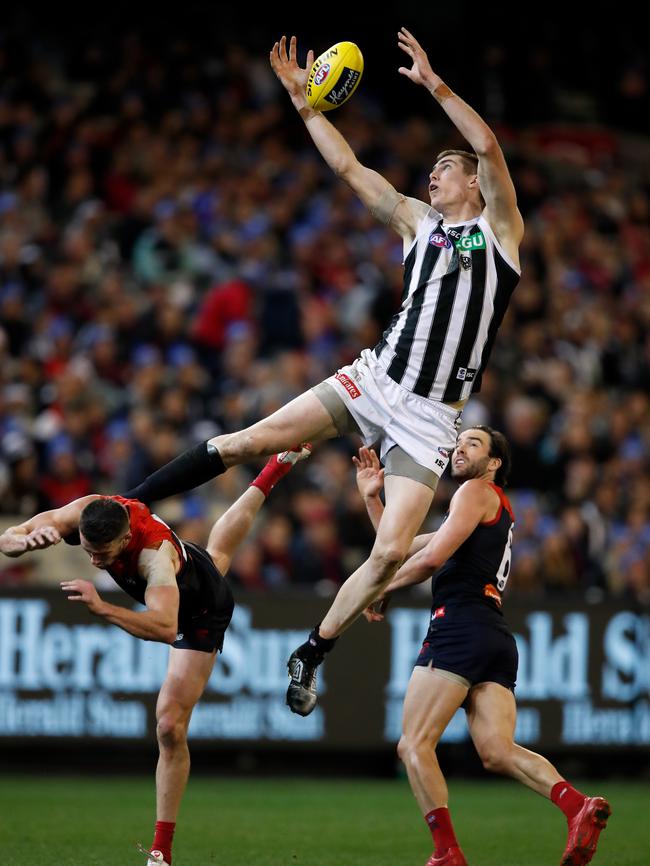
[314,64,330,85]
[429,232,452,248]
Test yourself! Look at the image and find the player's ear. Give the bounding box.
[489,456,502,475]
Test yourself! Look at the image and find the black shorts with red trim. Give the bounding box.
[415,613,518,692]
[173,542,234,654]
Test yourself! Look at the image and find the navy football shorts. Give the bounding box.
[173,543,235,654]
[415,619,518,691]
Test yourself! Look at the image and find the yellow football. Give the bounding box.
[305,41,364,112]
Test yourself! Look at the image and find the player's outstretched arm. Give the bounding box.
[397,27,523,253]
[60,541,180,644]
[354,446,385,531]
[270,35,420,241]
[0,495,99,557]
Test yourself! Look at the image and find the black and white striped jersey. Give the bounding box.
[374,209,520,403]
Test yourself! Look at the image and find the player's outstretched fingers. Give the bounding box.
[399,26,417,42]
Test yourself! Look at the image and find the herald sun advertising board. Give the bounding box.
[0,592,648,750]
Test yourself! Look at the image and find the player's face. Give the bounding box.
[451,430,493,480]
[428,156,476,209]
[80,531,130,568]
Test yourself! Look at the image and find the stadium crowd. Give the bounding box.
[0,25,648,603]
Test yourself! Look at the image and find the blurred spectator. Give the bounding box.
[0,16,648,604]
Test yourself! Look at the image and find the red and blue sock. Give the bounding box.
[425,806,459,855]
[151,820,175,864]
[551,781,587,820]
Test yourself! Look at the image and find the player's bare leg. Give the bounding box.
[147,648,216,865]
[126,391,332,504]
[399,668,468,809]
[209,391,336,467]
[319,474,435,636]
[398,668,469,866]
[466,682,611,865]
[206,487,267,575]
[286,475,435,715]
[206,444,311,575]
[466,682,562,794]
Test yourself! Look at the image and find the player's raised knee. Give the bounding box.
[396,734,410,764]
[397,731,434,766]
[156,712,188,750]
[478,742,511,775]
[369,542,408,578]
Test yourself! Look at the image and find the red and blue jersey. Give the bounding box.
[105,496,188,602]
[431,483,514,623]
[101,497,228,632]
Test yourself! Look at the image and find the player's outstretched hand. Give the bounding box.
[397,27,437,89]
[270,36,314,104]
[0,531,28,556]
[362,594,391,623]
[60,579,103,614]
[1,525,63,556]
[353,446,384,500]
[25,525,62,550]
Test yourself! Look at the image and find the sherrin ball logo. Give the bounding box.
[306,41,364,112]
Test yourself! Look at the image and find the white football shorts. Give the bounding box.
[314,348,462,478]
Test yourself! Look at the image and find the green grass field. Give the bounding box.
[1,775,646,866]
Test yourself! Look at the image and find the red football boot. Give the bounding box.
[425,846,468,866]
[560,796,611,866]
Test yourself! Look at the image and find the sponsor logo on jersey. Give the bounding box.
[176,633,184,641]
[314,63,330,86]
[431,606,446,620]
[483,583,502,606]
[429,231,452,248]
[455,367,477,382]
[334,371,361,399]
[456,232,486,251]
[438,447,450,458]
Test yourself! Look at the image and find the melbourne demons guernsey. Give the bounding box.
[431,483,514,624]
[104,496,219,625]
[374,209,520,403]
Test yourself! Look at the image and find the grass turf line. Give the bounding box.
[1,776,646,866]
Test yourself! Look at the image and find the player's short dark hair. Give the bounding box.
[79,498,129,545]
[435,149,485,207]
[467,426,511,487]
[436,149,479,175]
